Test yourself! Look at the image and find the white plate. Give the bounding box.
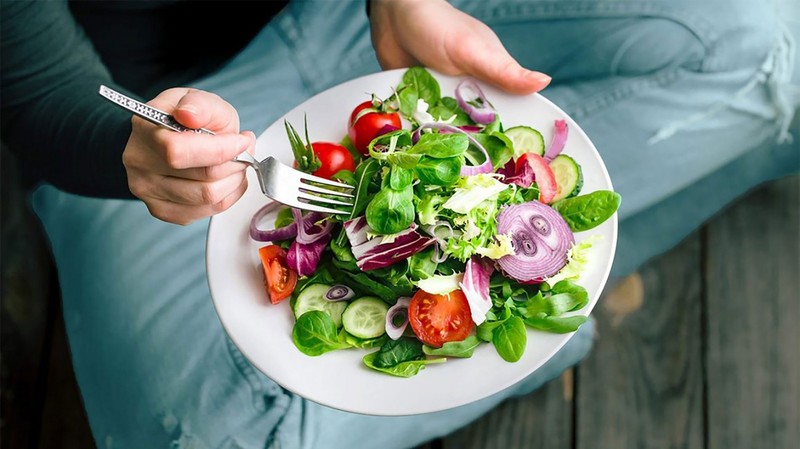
[207,69,617,416]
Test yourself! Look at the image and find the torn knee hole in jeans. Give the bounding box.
[649,24,799,145]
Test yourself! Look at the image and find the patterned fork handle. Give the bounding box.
[98,85,215,135]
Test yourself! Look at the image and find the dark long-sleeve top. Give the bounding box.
[1,0,287,198]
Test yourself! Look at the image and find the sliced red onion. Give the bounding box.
[455,78,497,124]
[496,202,574,282]
[419,122,493,176]
[543,120,568,162]
[460,256,495,325]
[292,208,334,245]
[385,297,411,340]
[431,244,449,263]
[325,285,355,301]
[250,202,298,242]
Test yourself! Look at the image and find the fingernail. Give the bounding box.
[528,71,552,84]
[177,104,198,115]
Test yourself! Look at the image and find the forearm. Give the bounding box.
[1,0,134,198]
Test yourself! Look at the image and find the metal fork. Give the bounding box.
[98,85,354,215]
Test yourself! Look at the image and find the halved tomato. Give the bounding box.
[258,245,297,304]
[408,289,474,348]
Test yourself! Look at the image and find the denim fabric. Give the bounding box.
[31,0,798,448]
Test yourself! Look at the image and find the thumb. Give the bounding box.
[171,89,240,134]
[450,25,551,95]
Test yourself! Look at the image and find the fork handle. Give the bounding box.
[98,85,215,135]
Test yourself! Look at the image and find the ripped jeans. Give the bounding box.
[31,0,798,448]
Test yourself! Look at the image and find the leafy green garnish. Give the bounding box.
[292,311,351,356]
[552,190,621,232]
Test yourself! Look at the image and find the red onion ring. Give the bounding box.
[292,208,334,245]
[543,120,568,162]
[455,78,497,124]
[385,297,411,340]
[250,202,297,242]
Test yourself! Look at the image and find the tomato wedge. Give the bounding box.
[516,152,558,203]
[408,289,474,348]
[258,245,297,304]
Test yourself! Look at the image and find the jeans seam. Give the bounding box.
[458,0,720,71]
[224,336,281,413]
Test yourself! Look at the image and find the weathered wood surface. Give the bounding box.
[704,176,800,449]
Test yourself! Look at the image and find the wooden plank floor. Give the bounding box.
[2,175,798,449]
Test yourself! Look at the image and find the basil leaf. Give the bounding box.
[524,314,588,334]
[409,133,468,158]
[422,335,481,358]
[363,352,446,377]
[365,185,415,234]
[552,190,621,232]
[292,311,351,356]
[492,316,527,362]
[415,156,463,186]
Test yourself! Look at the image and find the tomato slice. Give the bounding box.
[258,245,297,304]
[516,153,558,203]
[408,289,474,348]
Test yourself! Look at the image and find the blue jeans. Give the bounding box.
[32,1,798,448]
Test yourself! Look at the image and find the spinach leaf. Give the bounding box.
[294,264,336,294]
[386,152,422,169]
[523,314,588,334]
[409,133,468,158]
[273,207,295,229]
[422,335,481,358]
[332,169,356,186]
[397,67,441,118]
[548,280,589,315]
[408,247,438,281]
[292,311,351,356]
[492,316,527,362]
[343,332,388,349]
[472,132,514,169]
[415,156,463,186]
[428,96,472,125]
[476,319,505,342]
[552,190,621,232]
[366,184,415,234]
[389,165,413,190]
[349,158,381,219]
[363,352,446,377]
[372,338,424,368]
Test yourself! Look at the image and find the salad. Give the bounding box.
[249,67,620,378]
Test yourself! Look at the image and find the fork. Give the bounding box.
[98,85,354,215]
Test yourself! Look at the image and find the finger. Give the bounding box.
[146,88,239,133]
[159,130,255,170]
[124,143,246,181]
[172,90,239,133]
[151,170,248,206]
[144,176,248,225]
[449,28,552,94]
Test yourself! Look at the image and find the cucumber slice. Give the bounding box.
[294,284,348,328]
[549,154,583,202]
[342,297,389,339]
[505,126,545,158]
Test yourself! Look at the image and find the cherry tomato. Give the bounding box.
[408,289,474,348]
[258,245,297,304]
[309,142,355,179]
[348,100,402,156]
[516,153,558,203]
